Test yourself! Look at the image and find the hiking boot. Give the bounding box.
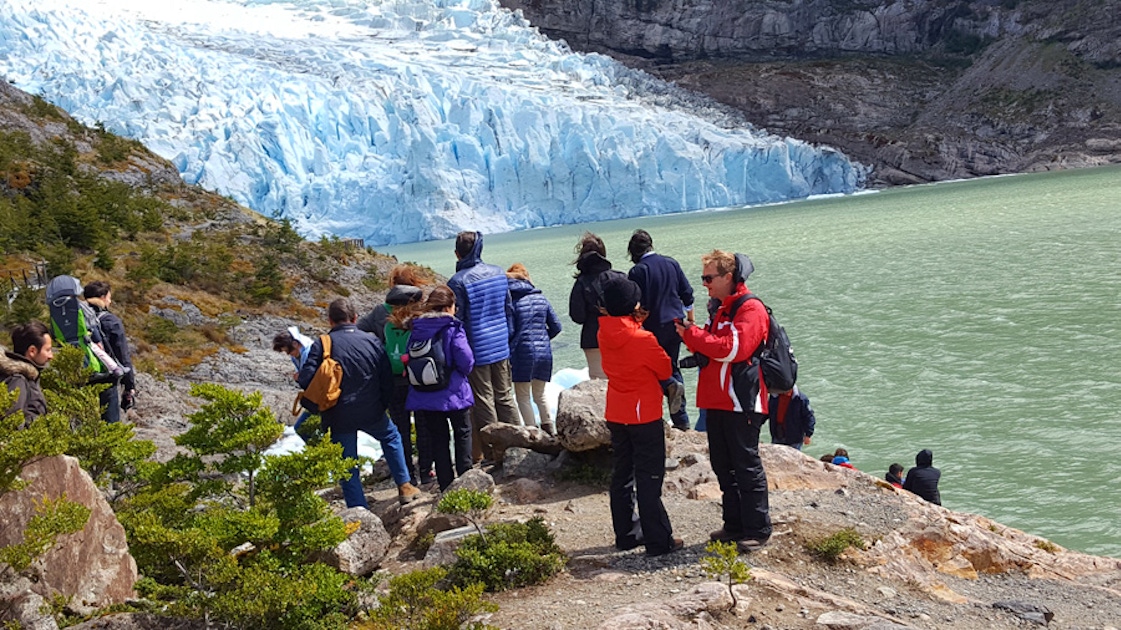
[397,482,421,505]
[647,537,685,557]
[709,528,742,542]
[736,538,769,553]
[540,422,555,437]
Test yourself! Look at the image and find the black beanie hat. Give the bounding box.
[602,275,642,317]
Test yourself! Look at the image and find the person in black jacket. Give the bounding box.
[627,230,694,429]
[298,298,420,508]
[83,281,134,422]
[569,232,622,380]
[903,449,942,505]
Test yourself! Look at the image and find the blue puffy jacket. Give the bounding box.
[448,233,514,366]
[297,324,393,435]
[508,278,562,383]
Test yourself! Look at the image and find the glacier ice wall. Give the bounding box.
[0,0,865,245]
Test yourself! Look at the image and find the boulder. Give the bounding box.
[0,577,58,630]
[423,525,480,568]
[316,507,390,576]
[417,511,468,537]
[556,380,611,452]
[446,469,496,494]
[480,423,563,459]
[0,456,137,614]
[502,447,556,478]
[502,478,548,504]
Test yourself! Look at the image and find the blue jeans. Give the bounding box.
[333,413,411,508]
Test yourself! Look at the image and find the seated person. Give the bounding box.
[885,463,904,488]
[831,447,856,469]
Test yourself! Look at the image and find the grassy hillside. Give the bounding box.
[0,80,400,376]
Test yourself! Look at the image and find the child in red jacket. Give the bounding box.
[598,275,683,557]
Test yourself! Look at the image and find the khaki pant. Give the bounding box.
[584,348,607,380]
[468,359,520,461]
[514,379,550,428]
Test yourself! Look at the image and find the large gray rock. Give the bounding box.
[446,469,496,494]
[555,380,611,452]
[0,577,58,630]
[597,581,735,629]
[316,507,390,576]
[502,447,556,479]
[422,525,480,569]
[0,456,137,614]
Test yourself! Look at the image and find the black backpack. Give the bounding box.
[405,329,451,392]
[727,293,798,406]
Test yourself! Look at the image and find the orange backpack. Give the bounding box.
[293,334,343,415]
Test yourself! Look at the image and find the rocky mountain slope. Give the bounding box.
[499,0,1121,185]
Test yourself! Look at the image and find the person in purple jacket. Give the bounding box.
[405,285,476,491]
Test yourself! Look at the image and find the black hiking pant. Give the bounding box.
[608,419,675,555]
[706,409,772,541]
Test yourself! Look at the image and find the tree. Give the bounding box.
[700,541,752,610]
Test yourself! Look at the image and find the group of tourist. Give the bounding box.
[2,279,135,425]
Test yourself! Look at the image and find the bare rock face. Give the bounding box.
[597,581,734,629]
[316,507,391,576]
[0,456,137,614]
[555,379,611,452]
[446,469,496,494]
[0,577,58,630]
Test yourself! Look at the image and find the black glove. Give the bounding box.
[121,389,136,411]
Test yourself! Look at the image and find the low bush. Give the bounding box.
[360,566,497,630]
[450,517,565,592]
[806,527,865,562]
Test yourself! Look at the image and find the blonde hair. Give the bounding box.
[701,250,736,277]
[506,263,531,282]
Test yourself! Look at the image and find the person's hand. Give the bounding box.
[674,318,690,338]
[121,389,136,411]
[803,436,812,446]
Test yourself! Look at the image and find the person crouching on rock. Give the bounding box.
[597,274,683,557]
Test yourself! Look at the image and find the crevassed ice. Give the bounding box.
[0,0,866,245]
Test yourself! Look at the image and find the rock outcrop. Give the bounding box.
[555,379,612,452]
[0,456,137,614]
[501,0,1121,185]
[316,507,391,576]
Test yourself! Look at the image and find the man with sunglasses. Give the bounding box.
[674,250,772,552]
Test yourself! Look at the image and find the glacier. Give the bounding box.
[0,0,866,245]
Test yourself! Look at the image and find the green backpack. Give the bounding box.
[384,320,411,376]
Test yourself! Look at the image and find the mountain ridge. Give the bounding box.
[499,0,1121,185]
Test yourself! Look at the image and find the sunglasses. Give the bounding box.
[701,273,727,284]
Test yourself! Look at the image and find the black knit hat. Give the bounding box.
[602,275,642,317]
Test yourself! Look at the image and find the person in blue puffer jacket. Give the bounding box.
[448,231,520,464]
[405,286,475,491]
[506,263,562,435]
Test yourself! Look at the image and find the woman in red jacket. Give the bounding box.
[598,275,683,557]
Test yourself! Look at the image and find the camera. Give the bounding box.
[678,353,708,369]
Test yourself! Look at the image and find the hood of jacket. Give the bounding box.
[575,251,611,276]
[507,278,540,302]
[1,350,39,380]
[915,449,934,467]
[386,284,423,306]
[455,231,485,272]
[597,315,643,352]
[410,312,460,340]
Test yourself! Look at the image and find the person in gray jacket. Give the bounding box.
[2,321,54,423]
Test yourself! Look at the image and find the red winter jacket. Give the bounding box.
[598,315,672,424]
[680,284,769,415]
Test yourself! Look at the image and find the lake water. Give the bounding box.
[385,165,1121,557]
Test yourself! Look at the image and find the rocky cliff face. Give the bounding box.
[501,0,1121,185]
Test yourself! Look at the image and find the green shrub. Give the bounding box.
[806,527,865,562]
[143,316,179,345]
[554,461,610,487]
[700,541,751,609]
[361,567,497,630]
[1,287,45,328]
[450,517,566,592]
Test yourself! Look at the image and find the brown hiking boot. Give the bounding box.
[398,482,421,505]
[709,528,741,542]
